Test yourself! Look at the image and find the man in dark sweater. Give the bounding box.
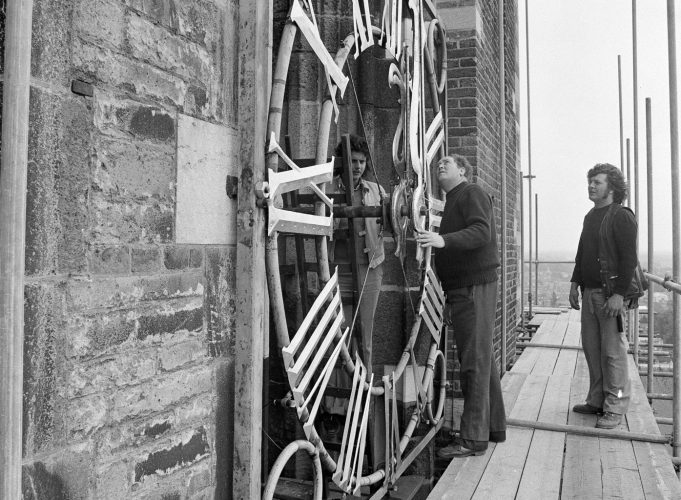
[416,155,506,458]
[569,163,637,429]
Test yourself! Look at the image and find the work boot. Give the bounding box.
[596,412,622,429]
[437,443,486,459]
[572,403,603,415]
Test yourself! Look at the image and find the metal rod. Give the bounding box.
[646,97,655,394]
[625,139,633,342]
[520,171,525,328]
[632,0,640,221]
[631,0,641,367]
[619,55,624,171]
[648,393,673,400]
[666,0,681,460]
[640,370,674,378]
[656,417,674,426]
[518,343,582,351]
[534,193,538,305]
[522,260,574,265]
[499,0,507,374]
[644,272,681,294]
[524,0,534,318]
[0,1,34,498]
[506,418,669,444]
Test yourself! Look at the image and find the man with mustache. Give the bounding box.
[416,154,506,458]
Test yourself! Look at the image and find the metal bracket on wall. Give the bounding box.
[71,79,94,97]
[225,175,239,199]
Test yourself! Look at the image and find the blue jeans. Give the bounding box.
[447,280,506,450]
[580,288,630,414]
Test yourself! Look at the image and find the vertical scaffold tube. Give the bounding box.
[645,98,655,394]
[0,1,34,498]
[498,0,507,374]
[665,0,681,461]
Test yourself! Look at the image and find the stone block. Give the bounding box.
[65,393,109,437]
[214,358,234,498]
[164,246,204,270]
[74,0,126,50]
[65,273,201,313]
[49,442,97,500]
[89,192,174,244]
[90,135,174,199]
[23,283,65,454]
[31,0,72,85]
[133,427,209,482]
[94,93,177,143]
[65,349,158,398]
[95,393,212,457]
[88,245,131,274]
[131,247,164,273]
[71,38,187,107]
[124,0,179,31]
[288,52,320,102]
[26,86,92,275]
[204,247,237,357]
[136,299,204,340]
[174,0,222,49]
[95,459,132,499]
[176,115,238,245]
[65,310,136,359]
[110,364,213,420]
[127,14,214,85]
[158,338,206,371]
[22,461,69,500]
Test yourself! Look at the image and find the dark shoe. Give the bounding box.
[596,412,622,429]
[437,443,486,459]
[489,431,506,443]
[573,403,603,415]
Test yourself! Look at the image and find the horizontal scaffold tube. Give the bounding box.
[506,418,670,444]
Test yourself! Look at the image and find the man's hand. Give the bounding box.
[415,227,445,248]
[569,282,581,310]
[604,293,625,317]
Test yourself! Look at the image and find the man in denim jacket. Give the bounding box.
[569,163,638,429]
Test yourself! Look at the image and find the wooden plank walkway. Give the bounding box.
[429,309,681,499]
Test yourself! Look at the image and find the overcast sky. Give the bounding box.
[519,0,680,259]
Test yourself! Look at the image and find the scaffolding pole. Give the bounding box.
[0,1,34,498]
[665,0,681,461]
[524,0,534,318]
[534,193,539,306]
[619,55,624,171]
[645,97,655,394]
[498,0,507,373]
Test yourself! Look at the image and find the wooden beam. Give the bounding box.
[232,0,271,498]
[0,1,33,498]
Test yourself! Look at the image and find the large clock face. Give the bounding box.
[262,1,448,495]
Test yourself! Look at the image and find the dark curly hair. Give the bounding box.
[587,163,628,204]
[334,134,370,157]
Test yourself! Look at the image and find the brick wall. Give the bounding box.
[440,0,520,392]
[18,1,240,498]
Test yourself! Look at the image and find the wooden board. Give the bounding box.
[515,374,571,500]
[430,310,681,500]
[562,353,603,498]
[626,357,681,498]
[471,374,549,499]
[428,372,528,500]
